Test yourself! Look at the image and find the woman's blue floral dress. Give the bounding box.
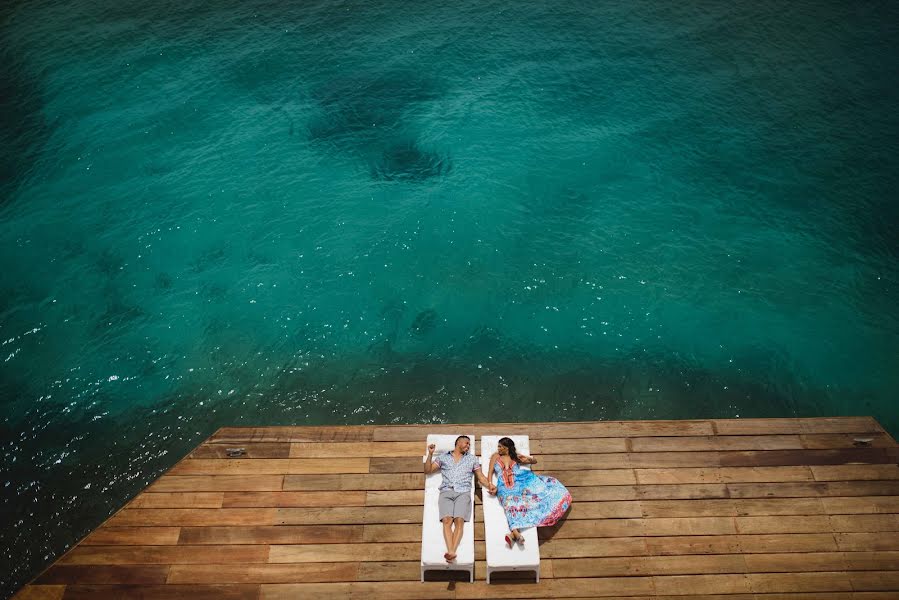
[493,459,572,529]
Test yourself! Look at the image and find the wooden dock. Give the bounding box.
[13,417,899,599]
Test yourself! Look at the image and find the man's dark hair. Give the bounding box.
[454,435,470,447]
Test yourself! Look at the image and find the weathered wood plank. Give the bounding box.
[820,496,899,514]
[733,497,828,516]
[190,443,290,459]
[222,491,366,508]
[726,481,899,498]
[652,573,752,595]
[719,448,893,467]
[738,533,839,553]
[364,490,424,506]
[34,566,170,585]
[627,452,723,469]
[551,554,747,577]
[269,543,419,563]
[539,537,648,558]
[836,532,899,551]
[105,508,277,527]
[748,571,853,593]
[641,499,737,518]
[283,473,422,491]
[168,458,369,475]
[736,515,832,534]
[530,438,628,454]
[631,435,803,452]
[62,584,260,600]
[148,475,284,492]
[843,551,899,571]
[848,570,899,591]
[713,417,880,436]
[743,552,848,573]
[801,432,898,449]
[459,577,657,598]
[211,426,374,443]
[830,514,899,533]
[811,465,899,481]
[552,469,636,486]
[81,528,181,546]
[178,525,361,545]
[10,586,65,600]
[355,561,420,582]
[645,535,742,556]
[59,545,269,565]
[289,441,423,458]
[273,506,420,525]
[262,581,455,599]
[636,483,730,500]
[370,420,714,441]
[166,563,358,584]
[128,493,224,509]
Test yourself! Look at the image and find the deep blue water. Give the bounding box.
[2,0,898,594]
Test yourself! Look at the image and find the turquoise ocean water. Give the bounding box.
[2,0,898,593]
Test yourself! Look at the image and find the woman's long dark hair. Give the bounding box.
[498,437,521,463]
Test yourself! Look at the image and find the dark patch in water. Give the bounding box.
[154,272,173,290]
[306,71,442,148]
[0,42,52,208]
[371,141,451,182]
[410,308,438,336]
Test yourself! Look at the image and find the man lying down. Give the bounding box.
[424,435,496,561]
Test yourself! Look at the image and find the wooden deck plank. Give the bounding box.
[222,491,366,508]
[190,443,291,459]
[269,543,420,563]
[273,506,420,525]
[168,458,370,475]
[551,554,747,577]
[128,493,224,509]
[166,563,358,583]
[736,515,833,534]
[105,508,277,527]
[81,528,181,546]
[727,481,899,498]
[59,545,270,565]
[631,435,803,452]
[10,586,65,600]
[283,473,422,491]
[289,441,423,458]
[830,514,899,532]
[210,426,374,443]
[34,565,170,585]
[811,465,899,481]
[836,533,899,551]
[177,525,361,545]
[62,584,260,599]
[148,475,284,492]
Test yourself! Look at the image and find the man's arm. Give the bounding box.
[476,455,497,493]
[423,444,440,474]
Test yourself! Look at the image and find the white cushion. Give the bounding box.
[480,435,540,569]
[421,433,475,568]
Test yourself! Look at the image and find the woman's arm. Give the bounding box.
[518,454,537,465]
[487,453,498,484]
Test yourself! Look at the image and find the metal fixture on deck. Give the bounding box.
[225,447,246,457]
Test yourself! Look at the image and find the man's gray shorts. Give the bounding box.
[438,489,471,522]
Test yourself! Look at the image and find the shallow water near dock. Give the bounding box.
[1,0,898,594]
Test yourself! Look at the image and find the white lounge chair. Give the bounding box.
[480,434,540,583]
[421,433,476,582]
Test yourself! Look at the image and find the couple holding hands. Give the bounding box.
[424,435,572,562]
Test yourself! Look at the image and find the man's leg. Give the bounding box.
[442,516,454,559]
[450,517,465,554]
